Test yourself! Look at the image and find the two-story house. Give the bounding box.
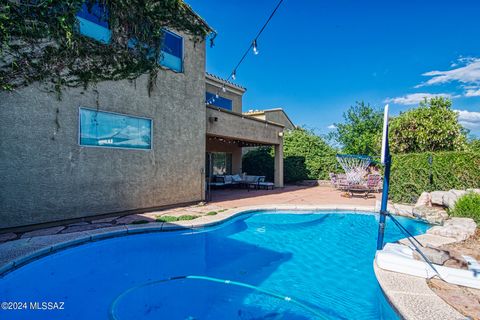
[0,3,284,230]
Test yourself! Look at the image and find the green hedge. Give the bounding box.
[242,148,309,183]
[242,148,274,182]
[390,151,480,203]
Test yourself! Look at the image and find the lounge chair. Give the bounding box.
[258,176,274,190]
[244,175,261,190]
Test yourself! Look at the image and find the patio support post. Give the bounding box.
[274,143,284,188]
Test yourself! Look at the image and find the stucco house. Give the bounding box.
[244,108,296,130]
[0,4,285,230]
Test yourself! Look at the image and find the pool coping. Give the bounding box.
[0,204,463,319]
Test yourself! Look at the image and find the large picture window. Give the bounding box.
[79,108,152,150]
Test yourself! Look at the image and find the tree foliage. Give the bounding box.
[468,138,480,153]
[242,128,338,182]
[331,102,383,156]
[283,128,338,179]
[389,97,467,153]
[0,0,213,92]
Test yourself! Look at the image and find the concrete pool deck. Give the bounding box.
[0,185,471,319]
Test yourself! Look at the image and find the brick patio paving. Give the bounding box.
[0,184,379,243]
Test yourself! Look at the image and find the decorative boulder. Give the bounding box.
[412,206,449,224]
[430,191,448,206]
[427,217,477,241]
[415,192,431,208]
[442,189,466,209]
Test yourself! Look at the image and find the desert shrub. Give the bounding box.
[389,151,480,203]
[450,192,480,223]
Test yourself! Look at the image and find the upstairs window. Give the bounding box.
[160,30,183,72]
[76,3,111,43]
[127,30,183,73]
[206,92,233,111]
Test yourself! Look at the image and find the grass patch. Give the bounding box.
[450,192,480,223]
[177,215,199,221]
[218,209,228,213]
[130,220,149,225]
[156,215,199,223]
[206,211,217,216]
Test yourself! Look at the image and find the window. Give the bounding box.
[208,152,232,176]
[79,108,152,150]
[160,30,183,72]
[206,92,233,111]
[76,3,111,43]
[127,30,183,73]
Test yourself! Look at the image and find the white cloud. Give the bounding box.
[455,109,480,130]
[417,58,480,88]
[327,124,336,130]
[465,88,480,97]
[384,93,453,105]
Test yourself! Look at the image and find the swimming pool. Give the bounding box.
[0,211,430,319]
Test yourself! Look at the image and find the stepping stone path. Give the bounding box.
[20,226,65,239]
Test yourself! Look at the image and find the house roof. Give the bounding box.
[206,72,247,93]
[243,108,296,128]
[183,2,215,34]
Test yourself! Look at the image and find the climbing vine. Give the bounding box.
[0,0,214,93]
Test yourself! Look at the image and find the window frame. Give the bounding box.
[78,107,153,151]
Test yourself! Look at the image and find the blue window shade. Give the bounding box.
[206,92,233,111]
[160,31,183,72]
[79,108,152,150]
[76,3,111,43]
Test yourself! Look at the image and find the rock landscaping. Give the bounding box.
[411,189,480,224]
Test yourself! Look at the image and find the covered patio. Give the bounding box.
[206,105,284,188]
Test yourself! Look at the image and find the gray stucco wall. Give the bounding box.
[265,111,295,130]
[206,107,283,145]
[0,33,206,229]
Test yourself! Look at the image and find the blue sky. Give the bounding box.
[189,0,480,137]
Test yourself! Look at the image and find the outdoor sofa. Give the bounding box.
[209,174,274,190]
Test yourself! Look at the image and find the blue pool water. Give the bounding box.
[0,211,430,319]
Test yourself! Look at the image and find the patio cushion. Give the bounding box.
[232,174,242,182]
[224,175,233,184]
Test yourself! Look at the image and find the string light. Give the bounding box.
[253,40,259,55]
[205,0,284,106]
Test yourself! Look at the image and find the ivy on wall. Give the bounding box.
[0,0,214,93]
